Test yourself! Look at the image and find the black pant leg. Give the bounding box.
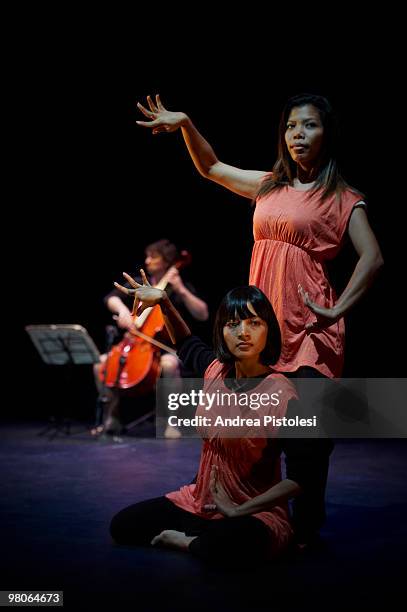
[189,516,271,567]
[110,496,205,545]
[285,366,334,543]
[290,438,334,541]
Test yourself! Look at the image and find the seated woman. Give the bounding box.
[109,271,333,566]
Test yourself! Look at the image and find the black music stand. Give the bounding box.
[25,324,100,439]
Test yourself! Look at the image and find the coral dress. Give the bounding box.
[166,360,297,556]
[249,186,365,378]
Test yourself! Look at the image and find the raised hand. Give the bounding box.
[298,284,340,331]
[136,94,187,134]
[114,269,165,316]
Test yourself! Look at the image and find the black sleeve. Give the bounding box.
[177,335,216,377]
[281,400,334,492]
[181,280,198,296]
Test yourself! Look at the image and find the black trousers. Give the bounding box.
[285,366,334,542]
[110,496,272,567]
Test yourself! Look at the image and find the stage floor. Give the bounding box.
[1,420,406,611]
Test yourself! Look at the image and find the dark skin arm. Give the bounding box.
[204,465,301,517]
[299,207,384,330]
[114,270,192,345]
[136,94,266,199]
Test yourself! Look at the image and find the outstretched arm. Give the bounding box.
[137,95,267,199]
[114,271,192,345]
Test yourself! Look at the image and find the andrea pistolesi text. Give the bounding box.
[167,415,317,428]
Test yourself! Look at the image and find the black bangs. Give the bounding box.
[221,287,274,323]
[227,299,256,322]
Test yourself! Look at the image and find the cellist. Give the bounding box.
[92,239,209,438]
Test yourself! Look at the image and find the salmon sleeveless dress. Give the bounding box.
[166,360,297,557]
[249,186,365,378]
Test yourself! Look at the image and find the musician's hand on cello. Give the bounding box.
[113,309,134,330]
[164,267,184,293]
[114,269,166,317]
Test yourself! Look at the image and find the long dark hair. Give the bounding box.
[213,286,281,366]
[256,93,364,203]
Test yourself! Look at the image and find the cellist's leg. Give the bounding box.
[91,354,109,435]
[160,353,182,439]
[103,388,122,433]
[93,353,107,394]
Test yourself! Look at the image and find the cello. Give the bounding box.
[99,252,191,396]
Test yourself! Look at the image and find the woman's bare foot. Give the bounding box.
[164,424,182,439]
[90,425,104,437]
[151,530,196,551]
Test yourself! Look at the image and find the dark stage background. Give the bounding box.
[15,33,403,422]
[4,22,405,612]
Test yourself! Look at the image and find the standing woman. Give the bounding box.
[136,93,383,379]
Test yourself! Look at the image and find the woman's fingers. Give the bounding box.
[203,504,217,512]
[298,284,314,309]
[136,120,161,128]
[151,534,160,546]
[136,102,156,118]
[156,94,164,110]
[136,101,161,127]
[298,283,337,330]
[152,127,169,134]
[298,284,307,300]
[146,95,158,113]
[114,281,134,295]
[298,284,308,299]
[140,269,151,286]
[122,272,140,289]
[209,465,218,492]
